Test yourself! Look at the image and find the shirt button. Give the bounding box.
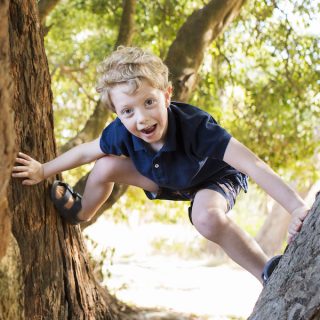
[154,163,159,168]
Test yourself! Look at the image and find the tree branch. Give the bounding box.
[115,0,136,48]
[165,0,246,102]
[38,0,60,23]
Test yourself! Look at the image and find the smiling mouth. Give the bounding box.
[141,124,157,135]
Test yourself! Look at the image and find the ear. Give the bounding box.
[164,86,172,107]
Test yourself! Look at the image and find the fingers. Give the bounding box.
[292,206,310,220]
[17,152,33,161]
[12,152,40,184]
[15,152,34,165]
[12,165,28,172]
[22,179,37,186]
[287,216,304,244]
[15,157,30,165]
[288,234,295,244]
[12,171,29,178]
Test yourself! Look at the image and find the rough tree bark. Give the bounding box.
[0,0,15,261]
[5,1,136,319]
[0,1,21,318]
[249,192,320,320]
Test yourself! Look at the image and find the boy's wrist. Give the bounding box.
[290,204,309,217]
[41,163,49,180]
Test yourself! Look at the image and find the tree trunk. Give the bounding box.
[5,1,124,318]
[0,1,22,318]
[249,192,320,319]
[0,0,16,260]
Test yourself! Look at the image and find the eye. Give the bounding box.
[145,98,155,107]
[121,108,134,117]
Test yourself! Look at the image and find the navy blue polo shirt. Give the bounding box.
[100,102,239,192]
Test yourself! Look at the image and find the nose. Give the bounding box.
[136,108,148,124]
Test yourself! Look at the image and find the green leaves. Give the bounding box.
[192,0,319,179]
[45,0,319,182]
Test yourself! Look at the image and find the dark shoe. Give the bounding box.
[261,255,282,285]
[50,180,84,225]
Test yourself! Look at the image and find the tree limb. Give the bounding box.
[165,0,246,102]
[38,0,60,23]
[115,0,136,48]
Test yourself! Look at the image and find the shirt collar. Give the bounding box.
[132,106,177,152]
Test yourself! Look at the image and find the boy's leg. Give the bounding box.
[191,189,268,282]
[54,155,158,221]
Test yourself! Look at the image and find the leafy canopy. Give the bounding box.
[45,0,319,184]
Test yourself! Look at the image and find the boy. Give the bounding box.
[12,46,309,284]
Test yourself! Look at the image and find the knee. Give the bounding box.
[192,208,228,242]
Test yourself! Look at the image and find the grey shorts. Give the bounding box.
[144,173,248,224]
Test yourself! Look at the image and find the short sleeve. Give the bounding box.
[99,119,130,156]
[190,111,232,160]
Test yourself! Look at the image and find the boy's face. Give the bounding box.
[110,79,172,151]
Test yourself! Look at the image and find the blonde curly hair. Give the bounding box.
[96,46,171,111]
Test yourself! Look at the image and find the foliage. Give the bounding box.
[191,0,319,181]
[45,0,121,144]
[44,0,319,223]
[44,0,204,144]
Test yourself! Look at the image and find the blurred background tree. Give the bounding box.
[43,0,319,253]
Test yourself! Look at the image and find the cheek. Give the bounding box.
[160,110,168,124]
[121,119,137,133]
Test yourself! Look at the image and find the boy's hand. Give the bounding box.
[288,205,310,243]
[12,152,44,185]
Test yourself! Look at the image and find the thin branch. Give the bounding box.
[60,65,96,103]
[38,0,60,23]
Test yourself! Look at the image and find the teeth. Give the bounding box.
[142,124,155,133]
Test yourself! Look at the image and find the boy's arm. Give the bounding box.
[12,138,105,185]
[223,137,309,242]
